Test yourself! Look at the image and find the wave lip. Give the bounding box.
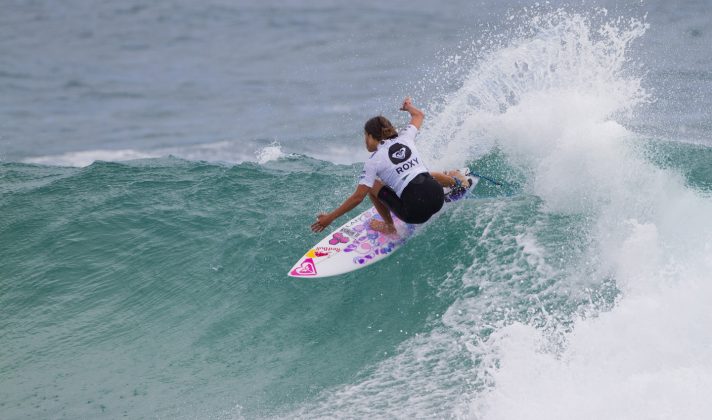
[22,148,159,167]
[20,141,258,167]
[18,140,360,168]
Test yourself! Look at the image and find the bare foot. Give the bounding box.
[369,219,396,234]
[446,170,468,187]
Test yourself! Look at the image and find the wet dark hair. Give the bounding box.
[364,116,398,142]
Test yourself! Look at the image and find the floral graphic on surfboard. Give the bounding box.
[329,233,349,245]
[342,213,413,265]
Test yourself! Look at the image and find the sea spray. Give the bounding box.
[420,9,648,171]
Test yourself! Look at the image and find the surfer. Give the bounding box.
[311,97,468,235]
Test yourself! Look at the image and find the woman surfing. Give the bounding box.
[311,97,469,235]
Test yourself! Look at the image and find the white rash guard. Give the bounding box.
[358,124,429,197]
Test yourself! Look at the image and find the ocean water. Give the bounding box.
[2,1,712,419]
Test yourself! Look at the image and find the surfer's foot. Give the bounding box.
[446,170,469,187]
[369,219,396,234]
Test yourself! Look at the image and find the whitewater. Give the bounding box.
[2,2,711,419]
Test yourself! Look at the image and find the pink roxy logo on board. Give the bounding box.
[290,258,317,276]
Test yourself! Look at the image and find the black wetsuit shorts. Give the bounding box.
[377,173,444,224]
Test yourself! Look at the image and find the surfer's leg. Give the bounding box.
[430,170,467,187]
[368,181,396,234]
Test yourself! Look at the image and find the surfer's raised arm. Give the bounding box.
[400,97,424,130]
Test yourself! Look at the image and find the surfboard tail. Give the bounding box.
[444,167,479,202]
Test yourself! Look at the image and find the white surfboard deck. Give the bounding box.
[288,170,480,278]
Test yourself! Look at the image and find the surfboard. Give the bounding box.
[288,170,480,278]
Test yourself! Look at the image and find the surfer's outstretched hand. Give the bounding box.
[311,213,332,233]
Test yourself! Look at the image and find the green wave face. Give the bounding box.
[0,156,496,417]
[2,138,710,418]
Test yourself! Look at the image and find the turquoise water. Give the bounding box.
[3,2,712,419]
[3,139,711,417]
[0,155,513,417]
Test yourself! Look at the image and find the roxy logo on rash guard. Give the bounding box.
[392,147,407,160]
[388,143,411,164]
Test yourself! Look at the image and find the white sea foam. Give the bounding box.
[290,9,712,419]
[22,141,258,167]
[467,107,712,416]
[457,11,712,420]
[255,142,286,164]
[23,148,159,167]
[20,140,360,167]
